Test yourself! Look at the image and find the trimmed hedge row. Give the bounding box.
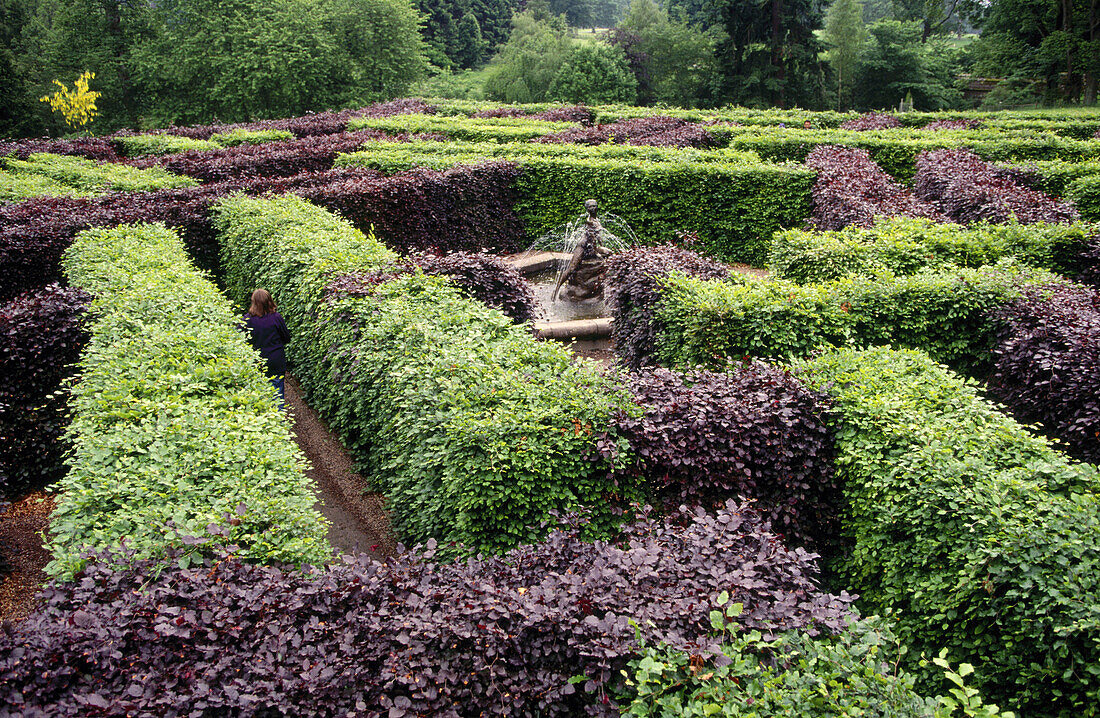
[349,113,578,142]
[215,194,638,554]
[50,222,330,580]
[534,115,722,148]
[0,160,521,304]
[1,153,196,201]
[647,262,1052,376]
[621,616,947,717]
[612,365,840,554]
[335,251,537,324]
[1069,173,1100,221]
[914,148,1079,225]
[999,159,1100,197]
[0,283,90,499]
[338,140,813,264]
[768,217,1100,284]
[0,501,855,716]
[796,345,1100,715]
[804,145,945,231]
[988,281,1100,465]
[113,128,297,157]
[604,245,733,370]
[719,125,1100,180]
[117,98,437,141]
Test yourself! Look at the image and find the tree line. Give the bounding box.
[2,0,1096,138]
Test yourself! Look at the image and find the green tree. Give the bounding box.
[482,3,572,102]
[129,0,424,126]
[549,42,637,103]
[823,0,868,109]
[320,0,428,102]
[614,0,719,107]
[0,0,37,135]
[971,0,1100,105]
[669,0,827,108]
[25,0,156,132]
[853,20,961,109]
[453,11,489,68]
[548,0,594,26]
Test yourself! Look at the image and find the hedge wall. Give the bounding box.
[0,283,90,499]
[214,194,639,554]
[649,262,1052,376]
[0,501,855,716]
[1069,173,1100,221]
[338,140,813,264]
[720,125,1100,179]
[1,153,196,201]
[51,222,330,580]
[348,113,578,142]
[768,217,1100,284]
[796,346,1100,716]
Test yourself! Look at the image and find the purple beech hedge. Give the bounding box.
[0,283,90,499]
[914,148,1080,225]
[0,160,525,303]
[290,161,527,255]
[805,145,947,231]
[838,112,901,131]
[332,251,537,324]
[0,136,121,162]
[0,503,853,717]
[989,281,1100,464]
[472,105,595,124]
[117,98,438,141]
[605,245,732,370]
[535,115,722,148]
[123,130,416,182]
[612,365,840,555]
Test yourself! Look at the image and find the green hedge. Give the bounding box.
[113,133,220,156]
[720,126,1100,180]
[0,152,197,200]
[1000,159,1100,196]
[621,616,969,718]
[652,263,1052,376]
[214,194,640,554]
[348,113,579,142]
[422,98,1100,137]
[767,217,1099,283]
[207,128,294,146]
[50,222,330,580]
[1068,174,1100,221]
[338,140,811,264]
[796,346,1100,716]
[113,129,296,156]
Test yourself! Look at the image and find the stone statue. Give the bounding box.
[551,199,613,302]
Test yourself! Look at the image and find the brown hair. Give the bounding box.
[247,288,277,317]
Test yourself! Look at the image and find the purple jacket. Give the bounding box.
[242,311,290,377]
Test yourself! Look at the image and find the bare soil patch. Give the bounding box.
[0,491,55,623]
[285,374,396,559]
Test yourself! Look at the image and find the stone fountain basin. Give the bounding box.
[505,251,614,342]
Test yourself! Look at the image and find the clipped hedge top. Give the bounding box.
[53,221,331,580]
[0,152,197,201]
[769,216,1099,284]
[795,345,1100,713]
[348,113,579,142]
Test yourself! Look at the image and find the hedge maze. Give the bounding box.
[2,99,1100,716]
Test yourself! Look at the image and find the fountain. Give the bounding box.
[507,199,636,343]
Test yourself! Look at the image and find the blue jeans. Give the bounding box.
[271,375,286,411]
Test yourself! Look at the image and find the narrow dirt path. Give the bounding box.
[0,492,54,623]
[285,375,396,559]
